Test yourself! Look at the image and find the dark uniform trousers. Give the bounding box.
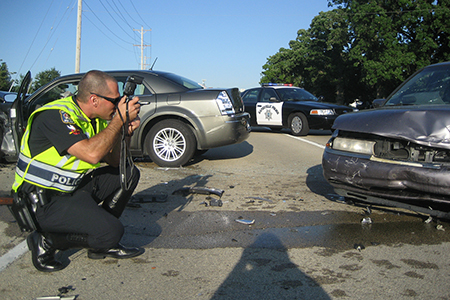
[34,165,140,249]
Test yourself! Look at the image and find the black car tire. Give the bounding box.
[288,113,309,136]
[145,119,196,167]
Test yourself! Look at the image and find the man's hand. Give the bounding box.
[115,95,141,126]
[128,116,141,136]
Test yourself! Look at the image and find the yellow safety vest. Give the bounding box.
[12,96,108,193]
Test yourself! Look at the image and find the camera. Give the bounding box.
[123,75,143,98]
[122,75,150,106]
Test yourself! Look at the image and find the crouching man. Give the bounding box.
[12,70,144,272]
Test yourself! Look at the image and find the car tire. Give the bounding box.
[145,119,196,167]
[288,113,309,136]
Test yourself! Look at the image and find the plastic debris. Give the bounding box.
[209,199,223,207]
[173,187,224,198]
[235,218,255,225]
[354,243,365,251]
[424,216,433,224]
[437,224,445,231]
[361,217,373,225]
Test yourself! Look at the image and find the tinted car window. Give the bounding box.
[261,89,277,102]
[386,66,450,106]
[31,81,79,110]
[115,77,151,96]
[242,89,260,104]
[277,88,317,101]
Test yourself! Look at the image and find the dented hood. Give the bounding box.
[332,105,450,149]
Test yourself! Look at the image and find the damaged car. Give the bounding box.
[1,70,251,167]
[322,61,450,219]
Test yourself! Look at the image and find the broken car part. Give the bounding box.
[235,218,255,225]
[173,187,224,198]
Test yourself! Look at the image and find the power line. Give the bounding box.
[129,0,152,30]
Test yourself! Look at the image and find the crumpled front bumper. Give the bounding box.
[322,148,450,206]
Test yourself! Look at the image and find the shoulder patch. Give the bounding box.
[60,110,75,124]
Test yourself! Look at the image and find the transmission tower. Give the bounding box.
[133,26,151,70]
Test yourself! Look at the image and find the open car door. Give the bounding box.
[9,71,32,160]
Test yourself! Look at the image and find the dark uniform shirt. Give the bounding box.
[28,109,88,157]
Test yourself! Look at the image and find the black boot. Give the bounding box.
[26,231,65,272]
[87,244,144,260]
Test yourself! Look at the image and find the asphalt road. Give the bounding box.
[0,128,449,299]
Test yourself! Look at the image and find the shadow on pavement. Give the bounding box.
[210,233,331,299]
[306,164,335,198]
[119,174,215,247]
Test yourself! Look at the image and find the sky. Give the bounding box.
[1,0,332,90]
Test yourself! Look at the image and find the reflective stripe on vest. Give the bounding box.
[15,153,84,192]
[12,96,107,193]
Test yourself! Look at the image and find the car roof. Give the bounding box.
[37,70,196,95]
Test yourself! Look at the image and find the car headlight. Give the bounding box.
[310,109,335,116]
[215,91,235,115]
[332,137,375,155]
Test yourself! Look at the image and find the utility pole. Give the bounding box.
[133,26,151,70]
[75,0,82,73]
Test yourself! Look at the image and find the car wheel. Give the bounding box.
[145,119,196,167]
[289,113,309,136]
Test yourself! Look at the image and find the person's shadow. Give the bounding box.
[56,174,208,265]
[211,233,331,300]
[118,174,214,247]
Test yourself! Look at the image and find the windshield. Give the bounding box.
[161,73,204,90]
[385,65,450,106]
[276,88,318,101]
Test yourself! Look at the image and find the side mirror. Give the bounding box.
[372,99,386,108]
[4,94,17,102]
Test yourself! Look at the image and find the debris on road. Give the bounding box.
[354,243,365,251]
[424,216,433,224]
[172,187,224,198]
[209,199,223,207]
[361,217,373,225]
[245,196,273,203]
[235,218,255,225]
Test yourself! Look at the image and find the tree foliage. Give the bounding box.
[261,0,450,104]
[30,68,60,93]
[0,60,61,93]
[0,60,13,91]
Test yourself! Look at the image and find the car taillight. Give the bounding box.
[215,91,235,115]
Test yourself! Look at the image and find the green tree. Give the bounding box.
[30,67,60,93]
[262,10,357,104]
[262,0,450,104]
[0,60,12,91]
[330,0,450,98]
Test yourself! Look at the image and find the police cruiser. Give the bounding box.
[241,83,356,136]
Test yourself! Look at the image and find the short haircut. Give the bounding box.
[77,70,117,103]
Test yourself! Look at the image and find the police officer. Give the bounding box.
[12,70,144,272]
